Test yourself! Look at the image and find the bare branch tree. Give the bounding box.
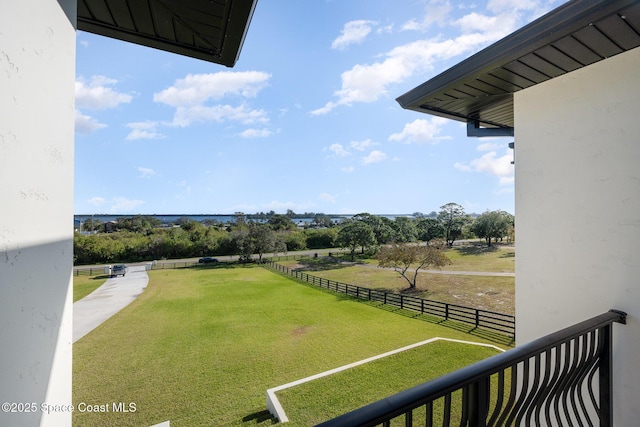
[376,240,451,289]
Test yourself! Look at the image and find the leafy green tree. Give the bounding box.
[268,214,296,231]
[438,203,466,247]
[233,212,247,227]
[392,216,417,243]
[416,218,445,243]
[162,228,194,258]
[352,213,394,244]
[231,229,253,262]
[216,233,236,256]
[304,228,337,249]
[176,216,194,226]
[376,240,451,289]
[282,231,307,252]
[470,210,513,246]
[116,215,162,233]
[202,218,222,228]
[336,220,376,261]
[310,213,334,228]
[249,223,276,262]
[273,234,288,255]
[81,217,103,233]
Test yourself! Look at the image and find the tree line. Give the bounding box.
[74,203,514,265]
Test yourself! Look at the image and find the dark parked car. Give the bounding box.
[111,264,127,277]
[198,257,219,264]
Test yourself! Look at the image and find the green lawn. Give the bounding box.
[73,265,505,426]
[442,244,515,272]
[278,340,500,425]
[73,273,108,302]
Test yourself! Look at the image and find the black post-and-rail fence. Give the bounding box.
[262,258,515,338]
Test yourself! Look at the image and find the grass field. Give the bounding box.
[280,245,515,314]
[441,244,514,272]
[329,244,515,272]
[72,274,108,302]
[277,340,501,425]
[73,265,505,426]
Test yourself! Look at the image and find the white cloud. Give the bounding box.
[454,149,514,185]
[154,71,271,127]
[311,101,338,116]
[487,0,537,13]
[326,143,350,157]
[110,197,145,213]
[169,104,268,127]
[154,71,270,107]
[377,24,394,34]
[75,110,107,134]
[477,141,501,151]
[389,117,449,144]
[312,3,543,115]
[341,166,355,173]
[125,121,164,140]
[350,139,376,151]
[88,196,105,206]
[311,36,475,114]
[453,12,517,40]
[332,20,377,50]
[402,0,452,31]
[138,167,156,178]
[362,150,387,164]
[318,193,336,203]
[75,76,132,110]
[239,128,272,138]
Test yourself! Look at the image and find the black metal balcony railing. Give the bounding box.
[316,310,627,427]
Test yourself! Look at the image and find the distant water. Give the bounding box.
[73,213,415,226]
[74,214,348,226]
[74,214,237,225]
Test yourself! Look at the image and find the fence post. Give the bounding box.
[421,299,424,314]
[400,295,404,310]
[445,303,449,320]
[599,323,613,427]
[475,310,480,328]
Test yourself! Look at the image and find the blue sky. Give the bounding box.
[74,0,563,216]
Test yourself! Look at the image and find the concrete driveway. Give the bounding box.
[73,264,149,343]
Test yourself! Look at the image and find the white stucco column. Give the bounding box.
[0,1,76,426]
[515,47,640,426]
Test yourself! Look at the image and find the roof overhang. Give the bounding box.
[396,0,640,134]
[77,0,258,67]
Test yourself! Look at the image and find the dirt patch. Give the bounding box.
[291,326,312,336]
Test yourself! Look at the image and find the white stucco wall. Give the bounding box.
[0,1,76,426]
[515,47,640,425]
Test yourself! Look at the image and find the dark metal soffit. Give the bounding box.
[77,0,258,67]
[396,0,640,130]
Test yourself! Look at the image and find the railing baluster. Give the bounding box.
[405,408,413,427]
[443,393,452,427]
[425,400,433,427]
[487,370,505,425]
